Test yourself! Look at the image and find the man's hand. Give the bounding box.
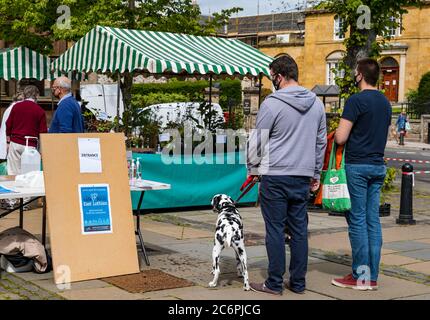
[310,178,320,192]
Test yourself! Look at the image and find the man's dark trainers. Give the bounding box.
[284,281,305,294]
[250,282,282,296]
[332,274,378,291]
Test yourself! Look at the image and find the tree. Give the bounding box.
[0,0,241,134]
[317,0,423,98]
[0,0,58,54]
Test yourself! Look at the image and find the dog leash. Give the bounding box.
[235,176,260,204]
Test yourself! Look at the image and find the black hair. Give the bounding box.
[269,55,299,82]
[356,58,381,87]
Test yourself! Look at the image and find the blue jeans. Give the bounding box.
[260,175,310,292]
[345,164,386,282]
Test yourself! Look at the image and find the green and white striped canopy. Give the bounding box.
[0,46,51,81]
[52,26,273,77]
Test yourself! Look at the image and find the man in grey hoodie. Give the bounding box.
[247,55,327,295]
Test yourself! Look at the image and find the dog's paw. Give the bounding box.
[208,282,217,288]
[243,284,250,291]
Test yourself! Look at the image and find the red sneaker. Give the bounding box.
[331,274,378,291]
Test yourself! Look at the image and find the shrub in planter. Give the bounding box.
[379,167,398,217]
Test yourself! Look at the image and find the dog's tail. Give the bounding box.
[225,226,234,248]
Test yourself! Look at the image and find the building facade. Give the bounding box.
[225,3,430,104]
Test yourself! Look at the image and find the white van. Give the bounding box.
[138,102,225,131]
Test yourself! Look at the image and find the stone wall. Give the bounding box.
[421,115,430,143]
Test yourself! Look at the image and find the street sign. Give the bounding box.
[244,99,251,115]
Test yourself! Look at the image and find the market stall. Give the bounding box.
[51,25,273,209]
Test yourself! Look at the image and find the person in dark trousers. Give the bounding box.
[49,76,84,133]
[333,58,392,291]
[396,111,408,145]
[247,55,327,295]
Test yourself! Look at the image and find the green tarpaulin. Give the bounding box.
[52,25,273,77]
[130,152,258,211]
[0,46,51,81]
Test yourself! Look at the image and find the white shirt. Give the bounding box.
[0,102,16,159]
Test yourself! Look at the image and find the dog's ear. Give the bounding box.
[211,194,222,210]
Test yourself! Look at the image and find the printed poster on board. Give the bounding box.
[78,138,102,173]
[78,184,113,235]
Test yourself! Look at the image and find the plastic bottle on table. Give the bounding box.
[127,160,131,180]
[130,159,136,184]
[136,158,142,180]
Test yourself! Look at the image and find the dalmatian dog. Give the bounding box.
[209,194,250,291]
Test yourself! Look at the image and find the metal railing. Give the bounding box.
[396,102,430,120]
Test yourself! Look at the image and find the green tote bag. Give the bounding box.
[322,141,351,212]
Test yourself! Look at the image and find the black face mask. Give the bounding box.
[354,74,362,88]
[272,75,281,91]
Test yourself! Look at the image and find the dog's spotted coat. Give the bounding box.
[209,194,250,290]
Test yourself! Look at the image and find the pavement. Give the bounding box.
[386,140,430,151]
[1,186,430,300]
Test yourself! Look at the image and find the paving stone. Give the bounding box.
[33,279,112,294]
[141,221,212,239]
[0,273,63,300]
[381,254,421,266]
[395,294,430,300]
[402,261,430,274]
[13,271,55,282]
[398,249,430,261]
[58,286,140,300]
[383,241,430,252]
[305,262,430,300]
[418,239,430,245]
[381,248,398,255]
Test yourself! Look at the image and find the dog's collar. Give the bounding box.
[220,202,236,210]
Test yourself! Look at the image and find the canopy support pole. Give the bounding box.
[209,74,213,106]
[117,72,121,132]
[258,73,263,108]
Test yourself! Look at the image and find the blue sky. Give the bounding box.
[197,0,302,17]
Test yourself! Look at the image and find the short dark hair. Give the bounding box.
[356,58,380,87]
[269,55,299,82]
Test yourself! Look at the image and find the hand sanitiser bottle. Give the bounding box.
[136,158,142,180]
[21,136,41,174]
[130,159,136,184]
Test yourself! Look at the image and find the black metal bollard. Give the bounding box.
[396,163,416,225]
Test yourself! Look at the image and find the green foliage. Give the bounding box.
[327,114,341,133]
[0,0,242,54]
[261,88,273,102]
[0,0,58,54]
[131,92,189,109]
[195,102,225,133]
[418,72,430,101]
[382,167,398,193]
[323,0,422,98]
[407,72,430,116]
[218,79,242,110]
[381,166,398,203]
[132,80,207,101]
[226,107,245,130]
[83,110,115,133]
[120,102,162,148]
[131,79,243,111]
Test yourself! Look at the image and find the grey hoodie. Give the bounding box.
[247,86,327,179]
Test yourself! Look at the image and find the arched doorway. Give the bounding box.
[380,57,399,102]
